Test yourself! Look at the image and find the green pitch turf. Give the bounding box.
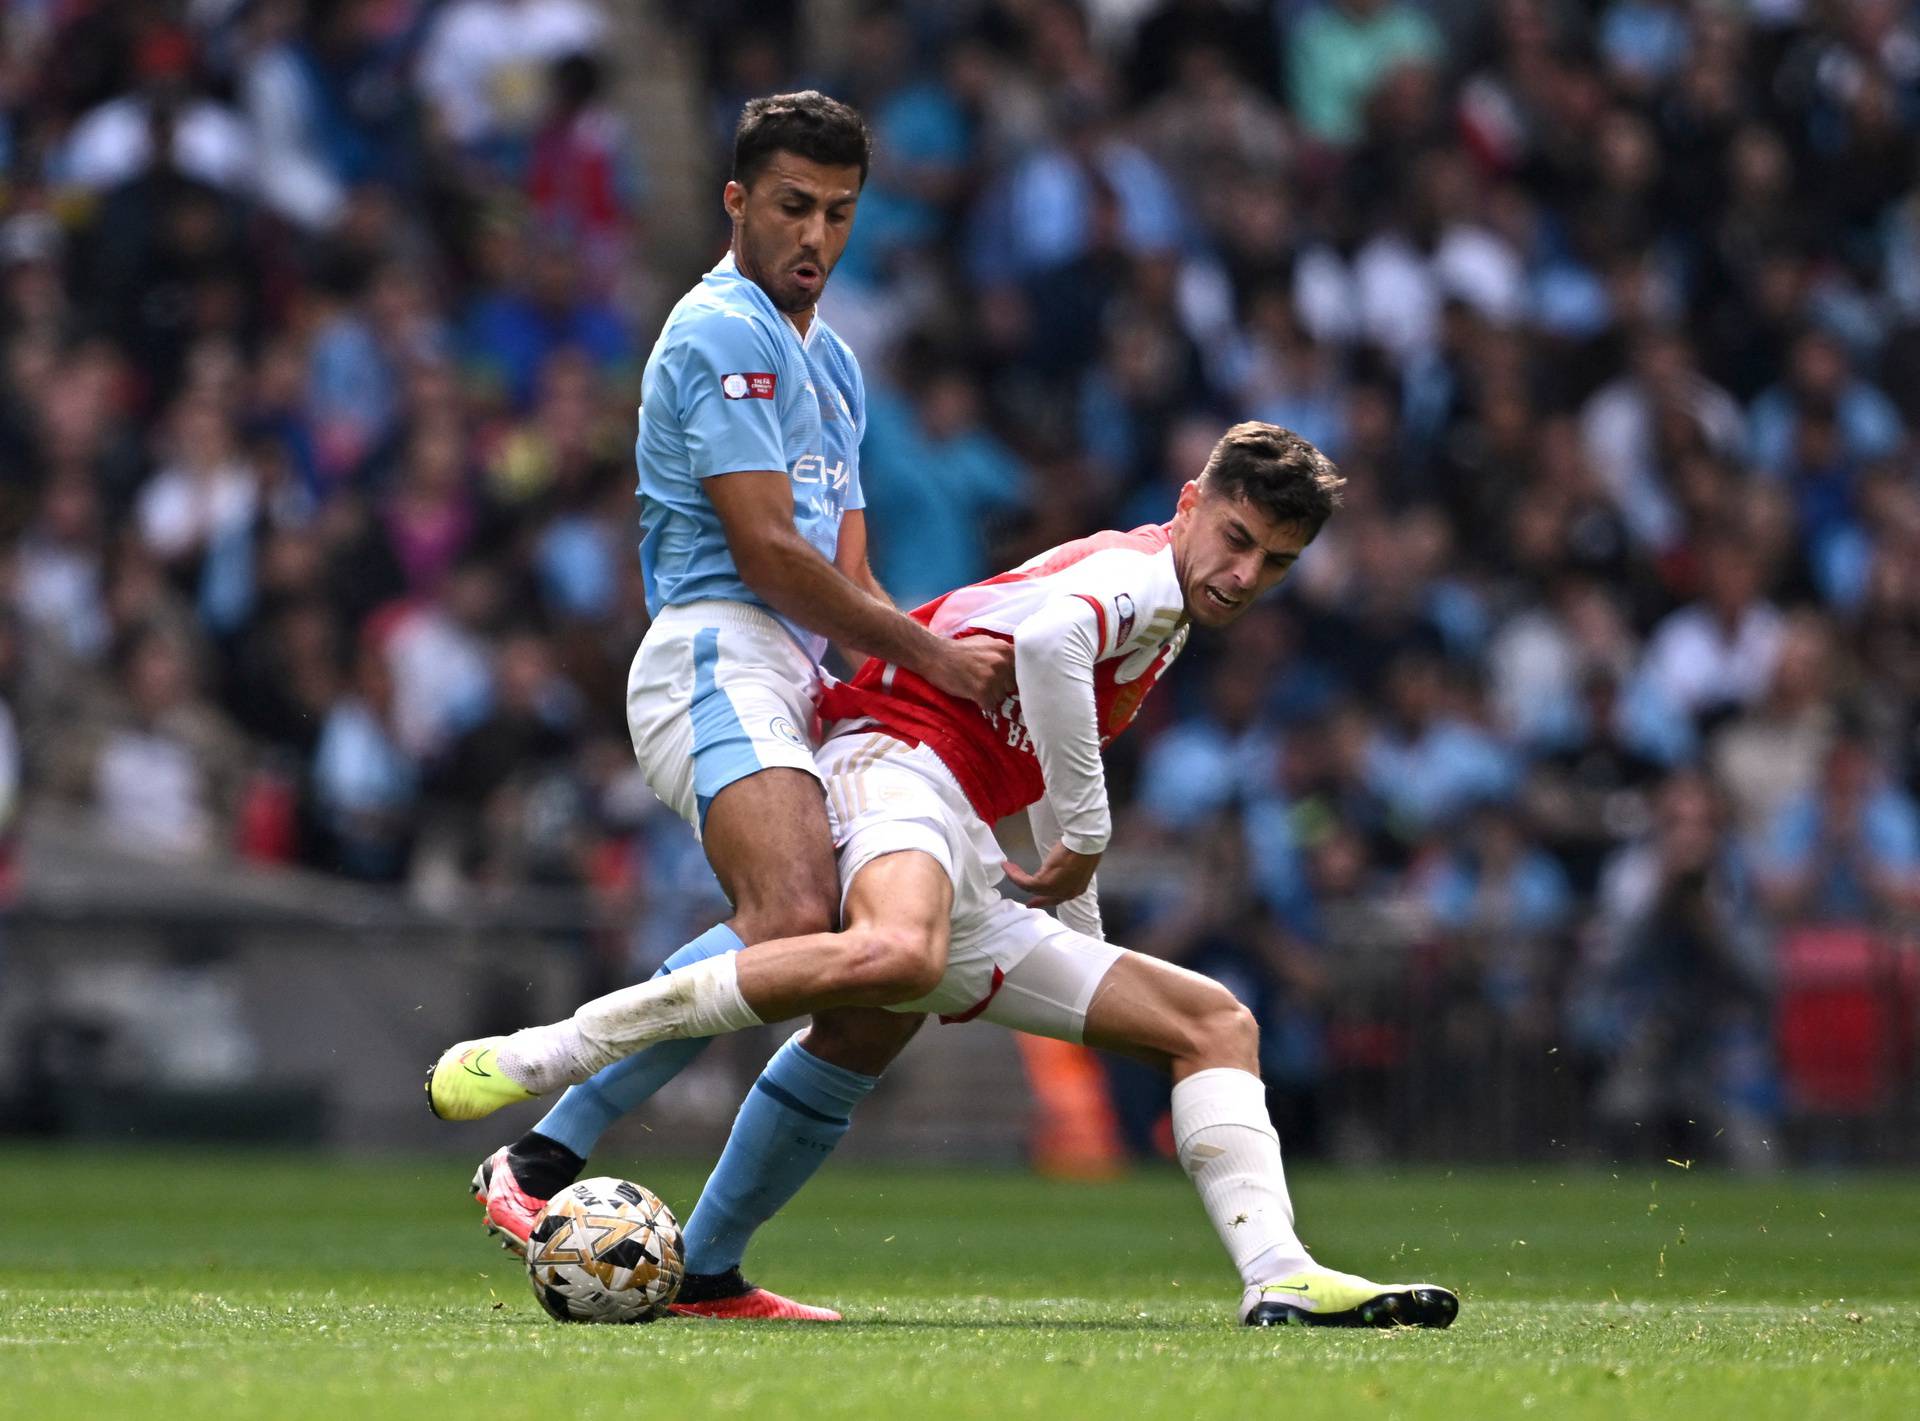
[2,1149,1916,1420]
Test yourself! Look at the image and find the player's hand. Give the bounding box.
[1003,842,1102,909]
[926,635,1017,710]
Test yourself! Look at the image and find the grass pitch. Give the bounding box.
[2,1148,1916,1420]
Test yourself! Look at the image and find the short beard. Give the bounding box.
[765,281,815,314]
[737,230,819,313]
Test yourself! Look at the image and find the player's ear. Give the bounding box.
[1175,480,1203,517]
[723,180,747,223]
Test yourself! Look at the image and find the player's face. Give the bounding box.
[724,153,862,315]
[1170,481,1313,628]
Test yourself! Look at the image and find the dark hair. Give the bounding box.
[732,91,871,188]
[1198,422,1345,537]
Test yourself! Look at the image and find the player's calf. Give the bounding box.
[1063,949,1458,1329]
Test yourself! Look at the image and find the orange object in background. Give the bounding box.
[1015,1034,1126,1179]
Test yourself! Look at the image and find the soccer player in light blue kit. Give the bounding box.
[439,92,1012,1318]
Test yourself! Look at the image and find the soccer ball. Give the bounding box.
[525,1177,684,1324]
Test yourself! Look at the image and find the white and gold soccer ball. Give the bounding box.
[525,1177,684,1323]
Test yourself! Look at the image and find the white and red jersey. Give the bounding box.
[818,523,1191,842]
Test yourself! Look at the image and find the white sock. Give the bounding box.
[496,1020,597,1094]
[1171,1067,1314,1287]
[573,950,763,1068]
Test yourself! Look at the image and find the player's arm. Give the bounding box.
[706,473,1007,703]
[823,508,895,668]
[1000,592,1110,909]
[832,508,893,605]
[679,320,1008,706]
[1026,795,1105,938]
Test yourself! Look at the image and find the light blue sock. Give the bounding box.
[532,924,745,1159]
[681,1033,878,1276]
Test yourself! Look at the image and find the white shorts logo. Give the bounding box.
[769,716,806,747]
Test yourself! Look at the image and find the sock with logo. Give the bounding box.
[1171,1067,1314,1285]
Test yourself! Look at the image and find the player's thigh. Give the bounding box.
[701,767,839,939]
[978,931,1252,1067]
[1077,951,1257,1072]
[802,1007,926,1075]
[842,848,955,981]
[971,918,1124,1043]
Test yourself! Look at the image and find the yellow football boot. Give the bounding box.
[425,1038,536,1122]
[1241,1268,1459,1328]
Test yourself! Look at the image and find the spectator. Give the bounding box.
[528,53,644,296]
[427,631,583,883]
[862,362,1029,607]
[54,28,255,201]
[417,0,606,158]
[1363,652,1518,840]
[312,638,418,881]
[135,397,260,573]
[1286,0,1443,148]
[1754,731,1920,922]
[1579,329,1746,552]
[1637,533,1786,727]
[59,626,248,859]
[1522,665,1671,894]
[1711,612,1841,836]
[1572,772,1777,1166]
[377,558,500,762]
[1136,653,1283,832]
[461,228,631,412]
[1748,327,1904,481]
[1418,798,1571,1032]
[14,472,112,665]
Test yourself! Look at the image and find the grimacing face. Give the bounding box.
[1169,479,1314,628]
[724,152,862,316]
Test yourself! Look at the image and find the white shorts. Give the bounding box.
[818,732,1124,1039]
[627,601,824,836]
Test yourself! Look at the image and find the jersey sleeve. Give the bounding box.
[1044,547,1182,659]
[1012,593,1111,855]
[1006,544,1184,855]
[674,312,788,479]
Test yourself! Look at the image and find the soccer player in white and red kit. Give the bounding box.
[431,423,1460,1327]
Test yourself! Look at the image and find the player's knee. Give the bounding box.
[803,1011,921,1075]
[839,923,944,1003]
[1177,987,1259,1070]
[733,876,838,940]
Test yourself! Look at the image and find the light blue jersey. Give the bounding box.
[636,253,867,663]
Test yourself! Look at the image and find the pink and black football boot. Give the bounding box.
[469,1147,550,1257]
[668,1266,842,1322]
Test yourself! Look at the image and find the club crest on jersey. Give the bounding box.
[722,372,776,400]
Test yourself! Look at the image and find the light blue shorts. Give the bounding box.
[627,601,824,835]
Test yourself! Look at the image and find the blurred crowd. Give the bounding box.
[4,0,1920,1163]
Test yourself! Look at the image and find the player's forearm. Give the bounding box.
[1013,601,1112,854]
[738,531,947,669]
[1027,798,1105,939]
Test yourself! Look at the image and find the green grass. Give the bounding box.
[3,1149,1917,1420]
